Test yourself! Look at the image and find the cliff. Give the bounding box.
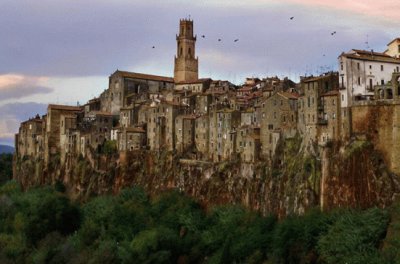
[13,136,400,217]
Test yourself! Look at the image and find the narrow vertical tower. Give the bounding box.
[174,19,198,83]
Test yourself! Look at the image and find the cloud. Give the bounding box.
[0,102,47,146]
[0,0,398,80]
[285,0,400,21]
[0,74,53,101]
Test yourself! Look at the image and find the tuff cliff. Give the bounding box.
[13,135,400,217]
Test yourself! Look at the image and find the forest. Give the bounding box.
[0,173,399,263]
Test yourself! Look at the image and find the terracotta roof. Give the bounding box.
[278,91,299,99]
[303,73,337,82]
[341,50,400,64]
[113,70,174,83]
[48,104,82,111]
[321,90,339,97]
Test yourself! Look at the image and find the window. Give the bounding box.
[357,77,361,85]
[342,94,344,101]
[357,62,360,70]
[268,124,273,130]
[381,79,385,85]
[369,65,372,70]
[370,79,373,90]
[340,63,343,71]
[397,66,399,72]
[381,65,384,71]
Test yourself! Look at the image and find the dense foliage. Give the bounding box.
[0,154,13,185]
[0,180,397,264]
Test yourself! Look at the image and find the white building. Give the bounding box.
[338,48,400,107]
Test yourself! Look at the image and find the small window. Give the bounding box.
[357,62,360,70]
[357,77,361,85]
[381,79,385,85]
[381,65,384,71]
[369,65,372,70]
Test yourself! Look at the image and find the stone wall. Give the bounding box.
[351,102,400,175]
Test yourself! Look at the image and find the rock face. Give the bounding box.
[13,136,400,217]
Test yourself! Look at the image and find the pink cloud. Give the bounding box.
[285,0,400,21]
[0,74,53,101]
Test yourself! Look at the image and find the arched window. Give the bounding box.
[188,47,191,57]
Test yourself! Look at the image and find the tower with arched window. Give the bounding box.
[174,19,198,83]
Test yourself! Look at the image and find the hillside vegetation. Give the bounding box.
[0,181,398,264]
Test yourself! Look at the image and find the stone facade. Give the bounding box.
[174,19,198,83]
[260,92,298,160]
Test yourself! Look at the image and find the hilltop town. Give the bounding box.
[13,19,400,212]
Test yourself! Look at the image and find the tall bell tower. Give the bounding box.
[174,19,198,83]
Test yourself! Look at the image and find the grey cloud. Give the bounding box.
[0,0,397,80]
[0,85,53,101]
[0,102,47,146]
[0,102,47,120]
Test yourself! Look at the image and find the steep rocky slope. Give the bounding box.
[14,136,400,217]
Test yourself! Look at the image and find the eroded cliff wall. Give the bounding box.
[14,135,400,217]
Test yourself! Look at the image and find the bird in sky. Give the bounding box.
[218,38,222,42]
[290,17,294,20]
[234,39,239,42]
[152,46,155,49]
[201,35,205,38]
[331,31,336,36]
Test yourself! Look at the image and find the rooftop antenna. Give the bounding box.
[365,34,370,50]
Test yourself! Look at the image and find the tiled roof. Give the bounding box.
[48,104,82,111]
[341,50,400,64]
[321,90,339,97]
[113,70,174,83]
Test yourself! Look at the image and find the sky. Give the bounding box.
[1,0,399,146]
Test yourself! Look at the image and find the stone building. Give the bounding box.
[45,104,82,165]
[236,125,261,162]
[146,101,187,151]
[211,109,241,162]
[16,115,45,159]
[260,92,298,160]
[175,114,197,153]
[317,90,341,146]
[60,114,78,164]
[100,70,174,115]
[194,114,209,158]
[118,127,146,151]
[298,73,338,143]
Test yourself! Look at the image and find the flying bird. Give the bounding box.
[201,35,205,38]
[234,39,239,42]
[218,38,222,42]
[152,46,155,49]
[331,31,336,36]
[290,17,294,20]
